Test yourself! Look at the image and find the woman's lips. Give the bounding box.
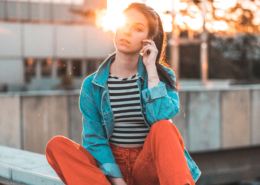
[120,39,130,44]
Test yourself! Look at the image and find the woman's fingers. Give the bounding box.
[141,39,156,48]
[141,44,150,53]
[142,44,157,55]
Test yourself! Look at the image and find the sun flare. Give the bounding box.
[95,0,260,35]
[95,0,173,33]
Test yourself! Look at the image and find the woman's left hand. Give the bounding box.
[141,39,158,67]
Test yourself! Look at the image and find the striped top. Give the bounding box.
[107,72,150,146]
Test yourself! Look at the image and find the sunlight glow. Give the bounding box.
[7,0,84,5]
[213,0,237,10]
[95,9,126,33]
[95,0,260,35]
[96,0,173,33]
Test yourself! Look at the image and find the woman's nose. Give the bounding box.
[123,24,132,36]
[124,31,131,37]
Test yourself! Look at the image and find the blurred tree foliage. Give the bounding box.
[177,33,260,84]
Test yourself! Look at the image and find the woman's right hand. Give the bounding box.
[107,177,127,185]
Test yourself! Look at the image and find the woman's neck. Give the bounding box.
[109,51,139,78]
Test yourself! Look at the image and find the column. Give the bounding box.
[67,59,72,75]
[200,0,208,86]
[51,58,57,78]
[171,0,180,77]
[81,60,87,78]
[36,59,41,79]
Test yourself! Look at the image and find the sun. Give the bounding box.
[95,0,173,33]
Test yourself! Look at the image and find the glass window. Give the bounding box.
[87,59,102,75]
[24,58,36,83]
[72,59,81,77]
[57,59,67,77]
[42,58,52,77]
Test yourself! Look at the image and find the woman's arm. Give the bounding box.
[79,78,123,178]
[107,177,127,185]
[146,64,160,89]
[141,66,180,124]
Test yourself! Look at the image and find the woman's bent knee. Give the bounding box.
[150,119,184,147]
[46,135,66,153]
[150,119,174,132]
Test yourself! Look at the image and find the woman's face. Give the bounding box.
[114,8,152,54]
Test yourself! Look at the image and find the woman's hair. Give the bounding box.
[122,2,180,92]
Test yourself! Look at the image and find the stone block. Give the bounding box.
[22,95,69,154]
[68,95,83,145]
[0,145,47,170]
[221,90,250,149]
[32,165,59,178]
[251,89,260,145]
[0,95,21,148]
[171,91,189,148]
[188,91,221,152]
[12,168,64,185]
[0,163,12,179]
[0,145,62,184]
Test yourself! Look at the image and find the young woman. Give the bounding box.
[45,2,201,185]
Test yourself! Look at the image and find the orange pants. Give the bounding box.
[45,120,195,185]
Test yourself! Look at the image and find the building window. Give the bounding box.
[87,59,102,75]
[72,59,81,77]
[24,58,36,83]
[42,58,52,77]
[57,59,67,77]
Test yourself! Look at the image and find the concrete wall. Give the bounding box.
[0,95,21,149]
[22,95,70,154]
[0,22,115,85]
[0,1,88,22]
[0,22,115,59]
[0,59,24,85]
[171,85,260,153]
[24,24,54,58]
[0,85,260,154]
[0,23,22,58]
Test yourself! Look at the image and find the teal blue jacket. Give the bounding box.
[79,51,201,182]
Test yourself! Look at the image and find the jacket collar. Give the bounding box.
[92,51,147,88]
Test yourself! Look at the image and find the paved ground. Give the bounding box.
[0,145,64,185]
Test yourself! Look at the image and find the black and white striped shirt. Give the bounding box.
[107,72,150,146]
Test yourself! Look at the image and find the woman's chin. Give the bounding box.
[116,47,136,54]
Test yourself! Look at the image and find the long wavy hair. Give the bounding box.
[122,2,180,92]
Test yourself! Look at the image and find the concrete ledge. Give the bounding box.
[0,145,64,185]
[0,176,27,185]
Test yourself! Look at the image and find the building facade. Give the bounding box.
[0,0,114,91]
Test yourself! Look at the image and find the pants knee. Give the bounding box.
[150,119,184,148]
[150,119,174,132]
[46,135,66,154]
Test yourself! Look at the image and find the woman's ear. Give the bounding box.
[146,35,153,41]
[149,36,154,41]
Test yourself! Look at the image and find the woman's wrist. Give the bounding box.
[145,64,157,75]
[106,176,127,185]
[146,65,160,88]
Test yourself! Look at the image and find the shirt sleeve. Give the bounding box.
[141,67,180,124]
[79,88,123,178]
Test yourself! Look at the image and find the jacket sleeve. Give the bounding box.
[79,88,123,178]
[141,67,180,124]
